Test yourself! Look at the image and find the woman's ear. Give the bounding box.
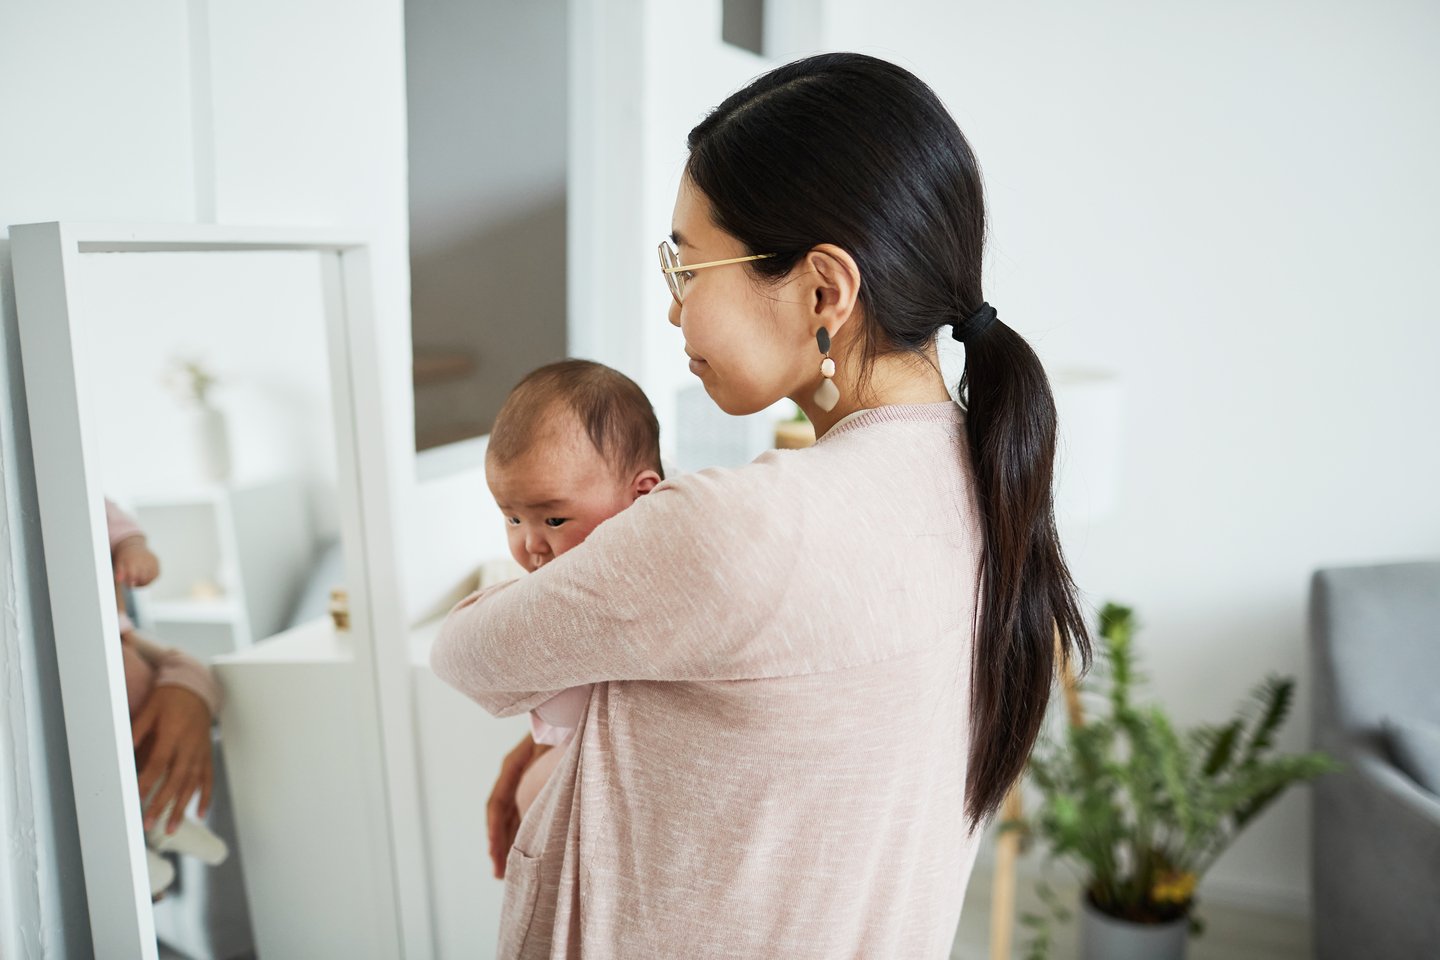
[631,470,662,500]
[802,244,862,342]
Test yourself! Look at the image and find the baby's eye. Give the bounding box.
[506,516,521,526]
[544,518,569,528]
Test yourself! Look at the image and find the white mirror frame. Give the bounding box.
[10,223,432,959]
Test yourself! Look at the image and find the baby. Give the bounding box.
[107,499,229,897]
[483,360,663,818]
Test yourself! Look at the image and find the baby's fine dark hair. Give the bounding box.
[489,359,664,481]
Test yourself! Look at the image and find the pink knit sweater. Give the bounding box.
[432,402,987,959]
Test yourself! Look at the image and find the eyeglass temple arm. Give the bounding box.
[661,252,775,275]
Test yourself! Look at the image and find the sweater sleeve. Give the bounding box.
[429,467,805,717]
[125,630,224,718]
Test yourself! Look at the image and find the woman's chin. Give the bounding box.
[703,383,777,417]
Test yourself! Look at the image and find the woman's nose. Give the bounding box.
[667,298,681,328]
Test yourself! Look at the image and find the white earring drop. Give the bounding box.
[813,327,840,412]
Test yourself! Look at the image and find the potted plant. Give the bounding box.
[1007,602,1340,960]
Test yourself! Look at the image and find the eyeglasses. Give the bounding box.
[657,240,776,306]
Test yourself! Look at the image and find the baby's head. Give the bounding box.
[487,360,663,572]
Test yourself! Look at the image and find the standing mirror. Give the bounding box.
[11,223,430,959]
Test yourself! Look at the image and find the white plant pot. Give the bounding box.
[191,405,232,484]
[1079,894,1189,960]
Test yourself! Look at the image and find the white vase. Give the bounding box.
[191,404,232,484]
[1079,894,1190,960]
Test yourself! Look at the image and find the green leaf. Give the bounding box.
[1239,676,1293,768]
[1150,709,1196,837]
[1198,719,1244,777]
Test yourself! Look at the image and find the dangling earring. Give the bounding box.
[813,327,840,412]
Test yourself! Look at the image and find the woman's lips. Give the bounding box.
[687,354,708,376]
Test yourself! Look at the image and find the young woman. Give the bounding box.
[432,52,1090,959]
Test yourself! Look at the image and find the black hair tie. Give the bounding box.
[952,302,998,343]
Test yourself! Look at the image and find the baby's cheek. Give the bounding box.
[505,530,531,571]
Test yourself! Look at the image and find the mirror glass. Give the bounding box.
[76,248,347,955]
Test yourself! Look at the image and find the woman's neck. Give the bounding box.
[794,341,952,438]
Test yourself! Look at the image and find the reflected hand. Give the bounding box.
[133,686,214,834]
[488,733,551,880]
[113,538,160,588]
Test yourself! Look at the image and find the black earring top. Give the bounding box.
[817,327,831,354]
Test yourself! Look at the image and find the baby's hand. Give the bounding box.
[113,538,160,587]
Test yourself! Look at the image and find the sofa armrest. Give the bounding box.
[1312,736,1440,960]
[1347,740,1440,827]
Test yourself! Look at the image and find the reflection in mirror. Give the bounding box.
[406,0,569,451]
[78,250,344,957]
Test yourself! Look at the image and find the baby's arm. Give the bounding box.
[105,499,159,587]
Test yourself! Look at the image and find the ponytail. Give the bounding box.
[957,319,1091,832]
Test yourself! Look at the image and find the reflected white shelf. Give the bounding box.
[143,598,241,624]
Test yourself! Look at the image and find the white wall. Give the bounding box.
[0,1,413,952]
[79,251,340,540]
[814,0,1440,914]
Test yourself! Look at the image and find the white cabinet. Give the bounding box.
[214,561,525,958]
[213,618,396,959]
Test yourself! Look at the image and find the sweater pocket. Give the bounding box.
[498,846,544,959]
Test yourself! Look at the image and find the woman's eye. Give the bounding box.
[681,270,696,281]
[545,518,568,528]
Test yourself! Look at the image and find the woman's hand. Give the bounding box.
[488,733,551,879]
[113,537,160,588]
[132,686,214,834]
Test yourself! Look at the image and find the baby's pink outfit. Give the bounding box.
[516,685,593,817]
[106,499,222,718]
[529,685,593,747]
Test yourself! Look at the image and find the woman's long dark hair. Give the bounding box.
[686,52,1091,833]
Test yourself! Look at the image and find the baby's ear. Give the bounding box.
[632,470,662,500]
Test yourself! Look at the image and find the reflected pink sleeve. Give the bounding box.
[124,631,223,718]
[105,498,145,553]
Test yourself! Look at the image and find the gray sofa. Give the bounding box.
[1309,560,1440,959]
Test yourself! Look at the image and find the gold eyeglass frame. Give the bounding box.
[658,240,776,306]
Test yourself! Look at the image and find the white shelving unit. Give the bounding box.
[129,477,315,660]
